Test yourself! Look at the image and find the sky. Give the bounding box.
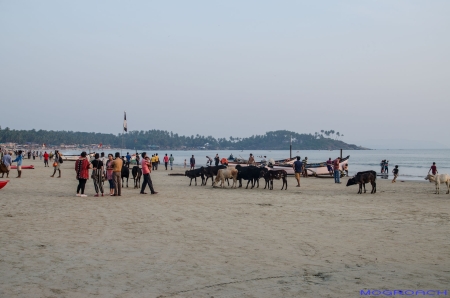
[1,0,449,148]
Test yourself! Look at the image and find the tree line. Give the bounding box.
[0,127,363,150]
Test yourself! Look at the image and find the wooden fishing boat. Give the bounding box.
[270,155,350,176]
[11,165,35,169]
[0,180,9,189]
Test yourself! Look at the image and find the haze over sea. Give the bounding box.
[60,149,449,181]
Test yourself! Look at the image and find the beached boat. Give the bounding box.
[11,165,35,169]
[271,155,350,176]
[61,153,95,161]
[0,180,10,189]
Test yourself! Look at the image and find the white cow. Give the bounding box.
[425,174,450,194]
[213,168,238,188]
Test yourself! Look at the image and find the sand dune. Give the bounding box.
[0,161,449,297]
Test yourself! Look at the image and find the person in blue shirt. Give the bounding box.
[292,156,303,187]
[12,150,23,178]
[126,152,131,168]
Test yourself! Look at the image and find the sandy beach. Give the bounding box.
[0,160,449,298]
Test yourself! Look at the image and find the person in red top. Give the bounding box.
[140,152,157,195]
[163,153,169,170]
[75,151,91,197]
[428,162,438,175]
[333,157,341,184]
[43,151,49,167]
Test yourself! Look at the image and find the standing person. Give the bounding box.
[27,151,31,159]
[392,165,399,183]
[384,160,389,174]
[380,160,385,173]
[326,158,333,176]
[100,152,107,177]
[163,154,169,170]
[302,157,308,178]
[342,163,348,177]
[428,162,438,175]
[169,154,174,170]
[105,154,115,196]
[75,152,90,197]
[248,154,255,165]
[206,156,212,166]
[135,153,140,165]
[151,154,157,171]
[51,150,62,178]
[126,152,131,168]
[155,153,160,170]
[333,157,341,183]
[184,159,187,168]
[39,151,43,160]
[1,151,12,178]
[91,153,104,197]
[43,151,49,167]
[190,155,195,170]
[112,152,123,196]
[12,150,23,178]
[292,156,303,187]
[140,152,158,195]
[214,154,220,166]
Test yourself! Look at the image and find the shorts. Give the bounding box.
[327,165,333,171]
[295,172,301,179]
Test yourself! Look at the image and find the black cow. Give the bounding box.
[0,162,9,178]
[346,170,377,194]
[202,165,227,186]
[261,170,288,190]
[132,166,142,189]
[235,165,268,189]
[122,165,130,188]
[185,167,205,186]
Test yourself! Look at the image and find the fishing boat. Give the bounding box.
[61,153,95,161]
[11,165,34,169]
[271,155,350,176]
[0,180,10,189]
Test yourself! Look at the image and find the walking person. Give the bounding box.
[12,150,23,178]
[75,152,90,197]
[105,154,115,196]
[51,150,62,178]
[140,152,158,195]
[392,165,399,183]
[112,152,123,196]
[292,156,303,187]
[91,153,104,197]
[155,153,160,170]
[184,159,187,168]
[214,154,220,166]
[39,151,43,160]
[190,155,195,170]
[302,157,308,178]
[43,151,49,167]
[333,157,341,183]
[428,162,438,175]
[384,160,389,174]
[151,154,157,171]
[169,154,174,170]
[163,154,169,170]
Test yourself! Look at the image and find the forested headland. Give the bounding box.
[0,127,366,150]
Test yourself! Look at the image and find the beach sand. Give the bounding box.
[0,160,449,298]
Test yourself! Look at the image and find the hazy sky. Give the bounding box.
[1,1,449,148]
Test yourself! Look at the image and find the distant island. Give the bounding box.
[0,127,367,150]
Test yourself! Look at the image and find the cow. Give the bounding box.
[235,165,268,189]
[132,166,142,189]
[425,174,450,194]
[122,165,130,188]
[346,170,377,194]
[213,168,238,188]
[202,165,227,186]
[0,162,9,178]
[185,167,205,186]
[261,170,288,190]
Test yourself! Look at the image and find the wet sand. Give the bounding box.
[0,160,449,297]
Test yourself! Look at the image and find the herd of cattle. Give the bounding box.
[185,165,288,190]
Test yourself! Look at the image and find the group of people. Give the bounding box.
[74,151,159,197]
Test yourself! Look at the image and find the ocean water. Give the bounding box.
[60,149,450,181]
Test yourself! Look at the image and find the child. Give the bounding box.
[392,165,399,183]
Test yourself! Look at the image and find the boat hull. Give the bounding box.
[11,165,34,169]
[0,180,9,189]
